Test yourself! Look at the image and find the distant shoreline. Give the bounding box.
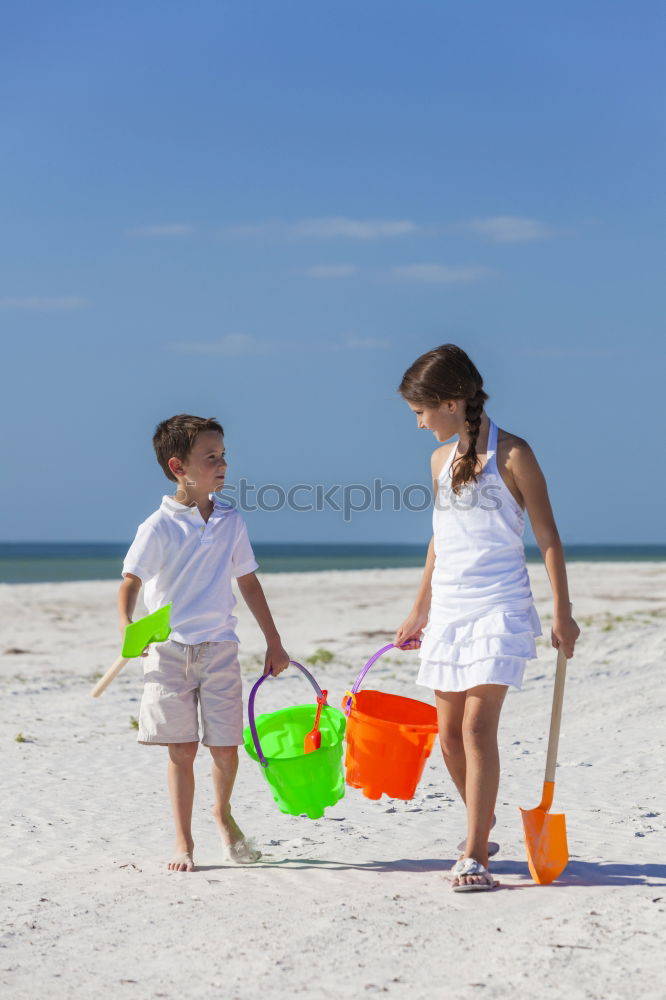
[1,541,665,584]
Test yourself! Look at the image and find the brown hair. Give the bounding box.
[152,414,224,482]
[399,344,489,494]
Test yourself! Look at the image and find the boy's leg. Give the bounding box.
[209,746,261,863]
[199,641,260,863]
[138,639,201,871]
[167,741,199,871]
[458,684,508,885]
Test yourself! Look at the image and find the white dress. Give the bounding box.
[417,417,542,693]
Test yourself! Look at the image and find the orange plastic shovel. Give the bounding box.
[520,644,569,884]
[304,690,327,753]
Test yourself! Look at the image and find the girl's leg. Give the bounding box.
[209,746,261,862]
[167,741,199,871]
[459,684,508,885]
[434,690,467,801]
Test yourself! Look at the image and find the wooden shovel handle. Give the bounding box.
[544,646,568,783]
[91,655,131,698]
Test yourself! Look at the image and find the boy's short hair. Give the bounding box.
[153,414,224,482]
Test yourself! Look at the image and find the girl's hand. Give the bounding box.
[551,614,581,658]
[394,610,429,650]
[264,639,290,676]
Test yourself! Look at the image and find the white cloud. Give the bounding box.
[523,347,620,358]
[302,264,358,279]
[321,336,390,351]
[390,264,493,283]
[0,296,89,310]
[343,336,389,350]
[167,333,389,356]
[290,217,418,239]
[220,217,420,241]
[222,224,270,238]
[167,334,275,357]
[461,216,552,243]
[126,224,194,237]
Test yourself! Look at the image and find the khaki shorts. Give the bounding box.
[139,639,243,747]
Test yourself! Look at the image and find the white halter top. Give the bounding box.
[429,417,537,622]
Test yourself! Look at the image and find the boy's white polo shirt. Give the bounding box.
[122,495,258,644]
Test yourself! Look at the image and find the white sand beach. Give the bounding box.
[1,561,665,1000]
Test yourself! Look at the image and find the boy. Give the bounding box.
[118,414,289,872]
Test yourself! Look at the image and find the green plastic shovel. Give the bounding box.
[91,604,172,697]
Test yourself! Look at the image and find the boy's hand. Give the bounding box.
[264,639,290,677]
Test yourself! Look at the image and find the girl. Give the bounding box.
[395,344,580,892]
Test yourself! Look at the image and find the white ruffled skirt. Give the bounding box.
[417,604,542,693]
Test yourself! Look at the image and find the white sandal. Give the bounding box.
[451,858,497,892]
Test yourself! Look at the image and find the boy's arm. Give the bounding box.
[236,572,290,676]
[118,573,142,635]
[118,519,163,647]
[117,574,153,658]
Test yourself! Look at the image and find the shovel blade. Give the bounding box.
[520,806,568,885]
[303,731,322,754]
[121,604,172,658]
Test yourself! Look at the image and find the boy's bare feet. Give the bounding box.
[223,838,261,864]
[214,807,261,864]
[168,841,195,872]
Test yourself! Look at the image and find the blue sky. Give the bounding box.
[2,0,664,545]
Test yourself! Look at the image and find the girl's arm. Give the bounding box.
[394,536,435,649]
[394,445,448,649]
[510,441,580,658]
[236,572,290,675]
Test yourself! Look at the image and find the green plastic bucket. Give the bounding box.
[244,661,346,819]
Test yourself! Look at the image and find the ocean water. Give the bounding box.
[0,542,665,584]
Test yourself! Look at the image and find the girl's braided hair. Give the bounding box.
[399,344,490,495]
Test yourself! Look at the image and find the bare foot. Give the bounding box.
[168,844,195,872]
[223,838,262,864]
[215,807,261,864]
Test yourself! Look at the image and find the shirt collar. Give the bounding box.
[160,494,235,517]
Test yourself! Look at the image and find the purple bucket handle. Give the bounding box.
[343,639,422,716]
[248,660,326,768]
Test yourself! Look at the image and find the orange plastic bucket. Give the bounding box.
[342,642,438,801]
